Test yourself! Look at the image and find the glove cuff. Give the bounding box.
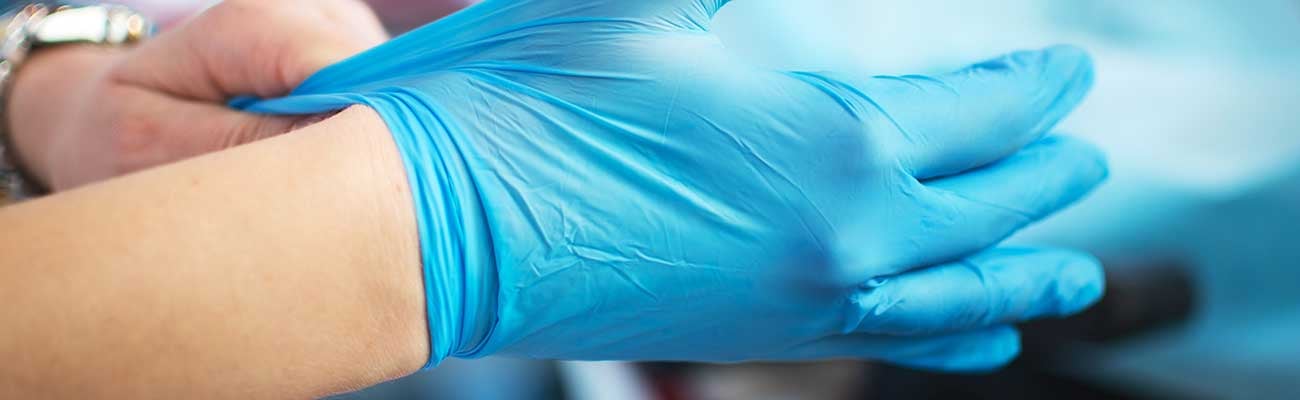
[342,90,498,369]
[239,87,501,369]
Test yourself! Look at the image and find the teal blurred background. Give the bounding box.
[8,0,1295,398]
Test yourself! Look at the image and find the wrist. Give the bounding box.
[0,3,152,193]
[243,86,500,367]
[6,45,123,187]
[369,94,496,366]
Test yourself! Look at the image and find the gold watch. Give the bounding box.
[0,3,152,205]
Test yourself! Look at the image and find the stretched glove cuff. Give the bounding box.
[371,90,500,369]
[239,85,501,369]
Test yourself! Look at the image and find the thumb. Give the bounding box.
[264,0,391,96]
[111,0,388,102]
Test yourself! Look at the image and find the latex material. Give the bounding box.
[247,0,1107,372]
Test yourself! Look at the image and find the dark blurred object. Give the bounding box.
[871,259,1199,400]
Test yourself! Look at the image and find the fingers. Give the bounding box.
[925,135,1108,211]
[774,326,1021,372]
[793,46,1093,181]
[112,0,388,102]
[904,135,1107,269]
[106,85,304,175]
[830,135,1106,282]
[887,46,1095,179]
[844,247,1104,336]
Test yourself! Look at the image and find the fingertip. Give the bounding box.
[1034,135,1110,187]
[1043,45,1094,74]
[992,247,1107,317]
[1037,45,1094,87]
[1075,137,1111,184]
[971,326,1023,372]
[912,326,1023,373]
[990,45,1094,118]
[1056,250,1106,316]
[1038,45,1096,120]
[971,45,1092,79]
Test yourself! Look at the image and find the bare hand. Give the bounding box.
[7,0,389,190]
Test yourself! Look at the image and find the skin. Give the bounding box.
[0,106,429,398]
[7,0,389,190]
[3,2,427,397]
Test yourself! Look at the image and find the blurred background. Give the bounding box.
[25,0,1300,398]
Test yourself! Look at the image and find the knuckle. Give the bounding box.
[110,109,158,149]
[784,118,900,197]
[786,86,901,180]
[839,280,898,334]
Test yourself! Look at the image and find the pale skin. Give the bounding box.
[8,0,390,190]
[1,1,439,397]
[0,106,430,398]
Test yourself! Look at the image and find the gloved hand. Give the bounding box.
[248,0,1107,371]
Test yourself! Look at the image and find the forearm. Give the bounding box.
[0,106,428,398]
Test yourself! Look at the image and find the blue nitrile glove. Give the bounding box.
[247,0,1107,372]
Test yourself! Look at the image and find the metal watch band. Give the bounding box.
[0,3,152,205]
[0,3,48,204]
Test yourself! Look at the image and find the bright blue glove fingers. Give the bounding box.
[844,247,1104,336]
[828,135,1106,283]
[908,135,1108,267]
[869,45,1094,180]
[776,326,1021,372]
[926,134,1108,219]
[888,326,1022,372]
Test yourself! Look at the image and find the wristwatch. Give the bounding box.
[0,3,152,205]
